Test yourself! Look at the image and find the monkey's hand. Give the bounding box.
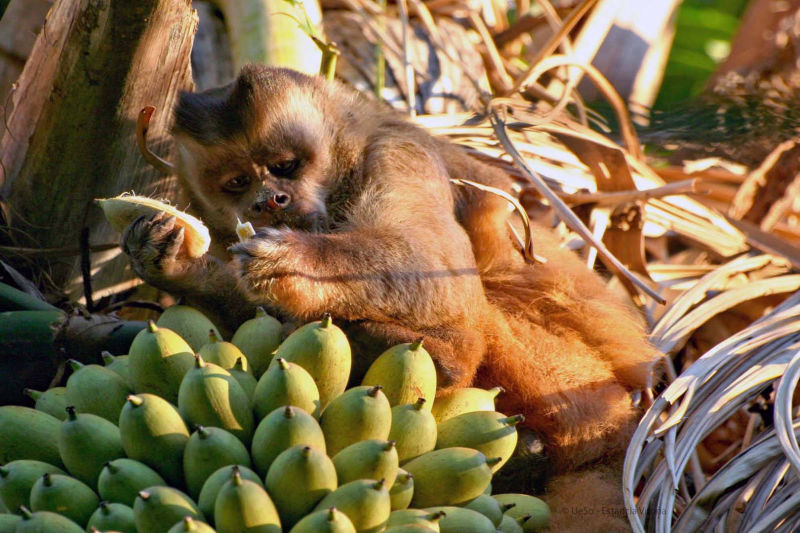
[121,212,207,292]
[229,227,300,306]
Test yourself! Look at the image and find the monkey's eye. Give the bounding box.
[223,175,251,193]
[268,159,300,177]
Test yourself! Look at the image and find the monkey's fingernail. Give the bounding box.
[158,215,177,229]
[166,226,184,242]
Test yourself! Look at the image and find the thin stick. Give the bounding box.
[489,106,665,304]
[80,226,94,312]
[3,82,17,141]
[689,450,706,493]
[468,10,513,93]
[535,0,589,127]
[494,13,546,48]
[375,0,387,99]
[561,179,704,206]
[103,299,165,314]
[316,38,341,81]
[0,242,119,258]
[655,165,747,184]
[136,106,175,175]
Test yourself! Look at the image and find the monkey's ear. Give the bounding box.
[172,84,233,143]
[171,66,275,143]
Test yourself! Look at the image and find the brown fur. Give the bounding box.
[122,65,659,529]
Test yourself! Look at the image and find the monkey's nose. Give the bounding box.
[269,193,291,209]
[253,192,291,213]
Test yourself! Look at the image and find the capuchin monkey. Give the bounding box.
[122,65,659,532]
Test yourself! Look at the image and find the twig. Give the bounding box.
[49,358,67,389]
[489,105,665,304]
[689,450,706,493]
[561,179,704,206]
[375,0,387,98]
[450,178,545,265]
[3,82,17,142]
[494,13,547,48]
[467,10,513,93]
[505,0,599,96]
[709,439,745,466]
[535,0,590,128]
[136,106,175,175]
[0,242,119,258]
[315,37,341,81]
[80,226,93,312]
[655,166,747,184]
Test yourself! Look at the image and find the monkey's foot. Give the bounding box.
[492,427,552,495]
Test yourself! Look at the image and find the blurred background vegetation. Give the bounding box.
[653,0,749,110]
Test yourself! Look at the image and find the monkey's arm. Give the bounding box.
[231,220,481,324]
[230,139,485,327]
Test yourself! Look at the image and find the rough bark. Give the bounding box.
[0,0,197,303]
[0,0,52,127]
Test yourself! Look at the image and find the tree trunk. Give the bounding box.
[0,0,197,304]
[0,0,52,127]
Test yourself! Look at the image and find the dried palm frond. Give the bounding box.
[625,268,800,532]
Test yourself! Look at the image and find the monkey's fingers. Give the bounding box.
[121,214,149,255]
[228,241,256,258]
[149,211,177,229]
[154,226,185,265]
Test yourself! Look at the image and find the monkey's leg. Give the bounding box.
[504,226,660,389]
[477,306,639,472]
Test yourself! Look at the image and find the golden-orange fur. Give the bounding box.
[122,65,660,530]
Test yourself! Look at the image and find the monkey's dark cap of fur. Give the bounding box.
[173,65,316,144]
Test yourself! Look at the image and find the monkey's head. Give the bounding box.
[172,65,361,245]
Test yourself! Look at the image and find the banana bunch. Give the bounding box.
[0,304,549,533]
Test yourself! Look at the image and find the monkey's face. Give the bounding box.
[172,67,340,242]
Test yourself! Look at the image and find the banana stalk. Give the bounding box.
[0,310,146,404]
